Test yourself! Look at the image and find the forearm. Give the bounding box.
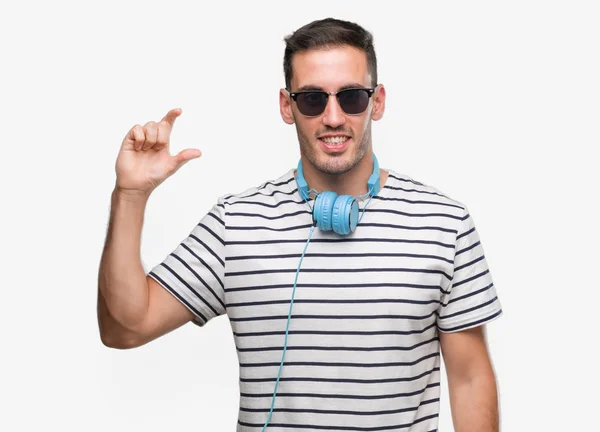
[97,187,151,340]
[448,372,500,432]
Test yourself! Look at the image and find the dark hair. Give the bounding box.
[283,18,378,90]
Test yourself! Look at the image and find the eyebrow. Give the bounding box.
[296,83,368,92]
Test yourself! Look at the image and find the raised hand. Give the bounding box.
[115,108,201,195]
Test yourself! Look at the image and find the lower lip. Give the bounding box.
[319,137,351,153]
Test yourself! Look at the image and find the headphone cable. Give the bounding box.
[261,224,316,430]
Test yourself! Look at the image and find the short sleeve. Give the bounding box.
[437,205,503,333]
[148,196,227,327]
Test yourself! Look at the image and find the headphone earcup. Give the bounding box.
[313,191,338,231]
[331,195,359,236]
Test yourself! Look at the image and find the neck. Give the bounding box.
[297,152,387,197]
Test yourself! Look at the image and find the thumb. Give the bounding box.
[171,148,202,172]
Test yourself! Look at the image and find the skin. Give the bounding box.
[279,45,388,196]
[440,326,500,431]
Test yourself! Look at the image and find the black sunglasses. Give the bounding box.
[286,86,378,117]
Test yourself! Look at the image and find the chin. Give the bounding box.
[313,149,359,175]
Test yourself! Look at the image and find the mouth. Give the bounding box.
[318,135,351,153]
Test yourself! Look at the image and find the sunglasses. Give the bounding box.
[286,86,378,117]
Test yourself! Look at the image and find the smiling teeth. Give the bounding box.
[322,136,349,144]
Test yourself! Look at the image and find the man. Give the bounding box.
[98,17,503,432]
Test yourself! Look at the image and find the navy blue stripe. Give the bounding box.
[236,337,439,353]
[387,173,425,186]
[161,261,220,316]
[226,187,296,200]
[437,309,503,332]
[457,226,475,241]
[188,234,224,268]
[148,272,207,323]
[373,195,463,209]
[228,297,441,308]
[229,311,438,323]
[363,208,463,220]
[446,282,494,305]
[197,223,224,246]
[226,252,453,264]
[229,198,305,208]
[180,243,224,290]
[234,322,438,338]
[226,209,311,220]
[227,222,457,235]
[240,368,440,384]
[384,183,448,197]
[452,269,489,288]
[205,211,224,226]
[226,282,449,295]
[455,240,480,256]
[238,414,438,432]
[226,267,452,280]
[359,222,457,233]
[454,255,485,272]
[228,223,313,232]
[226,238,455,248]
[170,253,225,310]
[439,296,498,320]
[240,352,439,368]
[241,383,440,400]
[223,177,295,200]
[239,397,439,416]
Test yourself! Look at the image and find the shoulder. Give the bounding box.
[383,168,469,214]
[217,167,297,206]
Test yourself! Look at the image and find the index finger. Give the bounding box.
[161,108,182,127]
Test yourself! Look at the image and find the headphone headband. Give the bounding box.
[297,153,380,201]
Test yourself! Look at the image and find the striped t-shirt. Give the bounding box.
[148,165,503,431]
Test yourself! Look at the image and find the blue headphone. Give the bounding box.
[296,153,380,235]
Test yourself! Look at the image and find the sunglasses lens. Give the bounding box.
[338,89,370,114]
[293,89,372,116]
[296,92,328,116]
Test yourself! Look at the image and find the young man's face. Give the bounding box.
[280,45,385,175]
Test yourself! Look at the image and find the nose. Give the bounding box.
[321,95,346,128]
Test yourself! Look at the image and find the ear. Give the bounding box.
[371,84,386,121]
[280,88,295,125]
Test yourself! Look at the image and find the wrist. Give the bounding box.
[113,186,151,204]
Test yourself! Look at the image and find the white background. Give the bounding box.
[1,0,598,430]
